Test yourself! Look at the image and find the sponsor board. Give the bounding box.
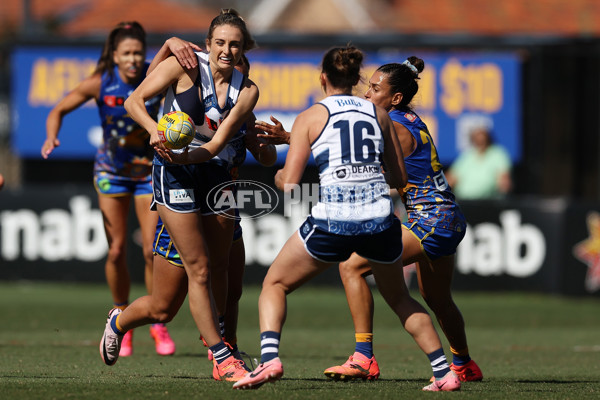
[0,184,597,296]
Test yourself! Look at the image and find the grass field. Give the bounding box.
[0,281,599,399]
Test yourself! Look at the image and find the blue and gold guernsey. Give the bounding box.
[95,63,161,182]
[159,51,245,168]
[311,95,394,235]
[390,108,465,232]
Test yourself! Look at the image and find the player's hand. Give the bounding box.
[41,138,60,159]
[158,147,189,164]
[255,116,290,145]
[149,129,167,149]
[154,146,171,162]
[166,37,202,69]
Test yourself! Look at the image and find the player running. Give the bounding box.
[99,9,259,382]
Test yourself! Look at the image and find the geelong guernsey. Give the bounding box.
[310,95,394,235]
[160,51,245,168]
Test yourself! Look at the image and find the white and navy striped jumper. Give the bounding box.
[310,95,394,235]
[160,52,245,169]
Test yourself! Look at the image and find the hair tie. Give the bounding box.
[123,24,132,29]
[402,60,418,75]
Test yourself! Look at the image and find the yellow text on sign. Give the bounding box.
[28,58,96,107]
[440,58,503,117]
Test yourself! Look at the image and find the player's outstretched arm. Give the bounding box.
[255,116,290,145]
[42,74,101,159]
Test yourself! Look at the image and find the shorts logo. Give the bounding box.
[301,221,312,235]
[98,178,111,193]
[169,189,195,203]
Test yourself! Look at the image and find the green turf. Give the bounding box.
[0,282,598,399]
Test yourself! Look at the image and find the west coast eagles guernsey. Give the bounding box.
[159,51,245,169]
[390,108,465,231]
[310,95,394,235]
[95,63,161,181]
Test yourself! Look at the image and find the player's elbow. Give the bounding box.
[123,96,134,114]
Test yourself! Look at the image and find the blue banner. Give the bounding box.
[11,47,521,166]
[12,47,101,158]
[247,50,521,166]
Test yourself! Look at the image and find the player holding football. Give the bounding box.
[149,50,276,368]
[99,9,260,382]
[233,46,460,391]
[41,21,177,358]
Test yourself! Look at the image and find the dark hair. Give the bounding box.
[377,56,425,110]
[207,9,256,52]
[240,54,250,73]
[321,46,363,90]
[94,21,146,77]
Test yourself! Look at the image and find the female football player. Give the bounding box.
[99,9,259,382]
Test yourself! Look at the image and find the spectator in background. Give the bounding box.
[446,127,512,200]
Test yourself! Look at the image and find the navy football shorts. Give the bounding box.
[151,159,233,215]
[298,215,403,264]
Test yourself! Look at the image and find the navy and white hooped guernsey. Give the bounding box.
[310,95,394,235]
[160,51,245,168]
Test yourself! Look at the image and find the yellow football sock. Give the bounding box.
[450,346,469,357]
[115,314,125,333]
[355,333,373,343]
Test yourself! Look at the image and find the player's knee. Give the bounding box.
[187,265,211,286]
[262,279,292,295]
[151,308,175,323]
[338,260,354,277]
[339,260,362,282]
[422,293,451,314]
[106,244,126,264]
[141,246,154,264]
